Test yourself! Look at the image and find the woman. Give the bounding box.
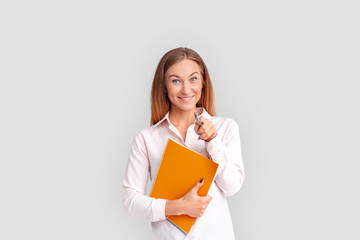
[122,47,245,240]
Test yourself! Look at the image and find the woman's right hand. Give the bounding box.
[179,179,212,218]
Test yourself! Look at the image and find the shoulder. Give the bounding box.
[129,126,153,157]
[132,124,161,145]
[132,125,152,142]
[138,123,162,137]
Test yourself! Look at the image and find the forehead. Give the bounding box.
[165,59,200,77]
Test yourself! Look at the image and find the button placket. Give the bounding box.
[185,123,196,146]
[168,124,185,144]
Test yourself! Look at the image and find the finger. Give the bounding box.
[209,125,216,137]
[205,119,215,131]
[200,118,207,127]
[194,124,199,133]
[199,116,206,126]
[199,132,208,140]
[191,178,204,192]
[198,122,209,134]
[198,126,205,134]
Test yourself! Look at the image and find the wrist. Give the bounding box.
[206,132,217,142]
[165,199,185,217]
[176,198,186,216]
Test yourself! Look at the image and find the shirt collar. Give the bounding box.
[153,111,170,128]
[153,107,212,128]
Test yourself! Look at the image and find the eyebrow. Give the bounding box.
[168,72,199,79]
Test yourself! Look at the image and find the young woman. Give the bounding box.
[122,47,245,240]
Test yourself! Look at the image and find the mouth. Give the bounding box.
[178,96,194,102]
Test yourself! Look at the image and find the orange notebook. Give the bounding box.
[149,138,219,234]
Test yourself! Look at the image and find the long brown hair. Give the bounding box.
[150,47,216,125]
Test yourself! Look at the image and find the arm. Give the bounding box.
[196,118,245,197]
[122,133,212,221]
[122,132,167,222]
[206,119,245,196]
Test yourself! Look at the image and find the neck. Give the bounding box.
[169,106,201,128]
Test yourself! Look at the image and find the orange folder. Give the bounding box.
[149,138,219,234]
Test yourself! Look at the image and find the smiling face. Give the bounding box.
[165,59,203,113]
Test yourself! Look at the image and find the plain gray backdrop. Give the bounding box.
[1,0,359,239]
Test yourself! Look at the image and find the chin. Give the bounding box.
[173,102,197,112]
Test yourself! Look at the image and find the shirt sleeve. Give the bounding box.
[121,132,167,222]
[206,119,245,197]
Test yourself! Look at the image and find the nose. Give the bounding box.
[181,81,191,94]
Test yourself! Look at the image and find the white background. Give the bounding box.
[1,0,359,239]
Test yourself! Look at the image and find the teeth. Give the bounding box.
[180,96,193,100]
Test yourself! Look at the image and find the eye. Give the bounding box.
[172,79,180,83]
[190,77,197,82]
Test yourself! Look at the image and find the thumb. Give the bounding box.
[199,116,205,125]
[192,178,204,193]
[194,123,199,133]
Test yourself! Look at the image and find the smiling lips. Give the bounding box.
[178,96,194,102]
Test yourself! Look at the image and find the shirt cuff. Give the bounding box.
[153,198,167,222]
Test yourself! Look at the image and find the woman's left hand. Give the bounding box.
[194,116,217,142]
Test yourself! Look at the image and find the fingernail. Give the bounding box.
[200,178,203,183]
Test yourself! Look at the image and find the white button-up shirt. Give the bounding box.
[122,107,245,240]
